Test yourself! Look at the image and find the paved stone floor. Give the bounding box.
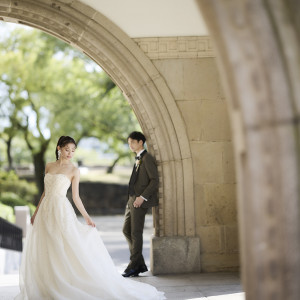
[0,215,245,300]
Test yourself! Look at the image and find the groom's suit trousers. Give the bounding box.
[123,195,148,270]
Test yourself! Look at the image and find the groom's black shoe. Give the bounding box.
[138,264,148,274]
[122,264,148,277]
[122,268,139,277]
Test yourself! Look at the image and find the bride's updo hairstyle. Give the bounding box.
[55,136,77,160]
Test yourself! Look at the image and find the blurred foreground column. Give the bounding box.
[196,0,300,299]
[14,206,30,238]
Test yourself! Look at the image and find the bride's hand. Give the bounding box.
[85,216,96,227]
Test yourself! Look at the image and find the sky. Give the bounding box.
[0,20,25,39]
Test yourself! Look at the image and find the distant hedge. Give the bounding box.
[0,170,37,219]
[0,170,38,203]
[0,202,15,223]
[0,191,35,215]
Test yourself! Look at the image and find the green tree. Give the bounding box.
[0,24,139,200]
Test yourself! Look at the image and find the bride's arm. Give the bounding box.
[31,190,45,225]
[71,169,95,227]
[31,164,50,225]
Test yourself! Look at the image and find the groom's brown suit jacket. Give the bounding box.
[129,151,159,208]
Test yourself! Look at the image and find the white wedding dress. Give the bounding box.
[15,173,165,300]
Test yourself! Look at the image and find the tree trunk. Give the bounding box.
[33,151,46,205]
[32,151,46,205]
[106,156,120,174]
[6,137,13,171]
[32,139,50,205]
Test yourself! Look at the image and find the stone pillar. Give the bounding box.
[197,0,300,299]
[151,236,201,275]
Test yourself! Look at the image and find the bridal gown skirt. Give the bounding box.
[15,173,165,300]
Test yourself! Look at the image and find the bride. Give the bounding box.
[15,136,165,300]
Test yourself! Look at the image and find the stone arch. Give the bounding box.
[0,0,195,241]
[197,1,300,299]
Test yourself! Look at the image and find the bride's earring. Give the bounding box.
[58,150,61,159]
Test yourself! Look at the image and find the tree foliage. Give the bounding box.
[0,24,140,199]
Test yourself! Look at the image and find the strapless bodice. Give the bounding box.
[44,173,71,197]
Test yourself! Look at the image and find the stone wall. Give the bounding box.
[67,182,128,215]
[135,37,239,272]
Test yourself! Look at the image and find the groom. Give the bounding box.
[122,131,159,277]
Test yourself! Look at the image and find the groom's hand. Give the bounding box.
[134,196,144,208]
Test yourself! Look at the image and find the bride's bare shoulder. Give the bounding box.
[71,165,80,176]
[45,161,56,172]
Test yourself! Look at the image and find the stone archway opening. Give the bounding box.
[0,0,198,275]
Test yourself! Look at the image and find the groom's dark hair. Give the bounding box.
[128,131,146,144]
